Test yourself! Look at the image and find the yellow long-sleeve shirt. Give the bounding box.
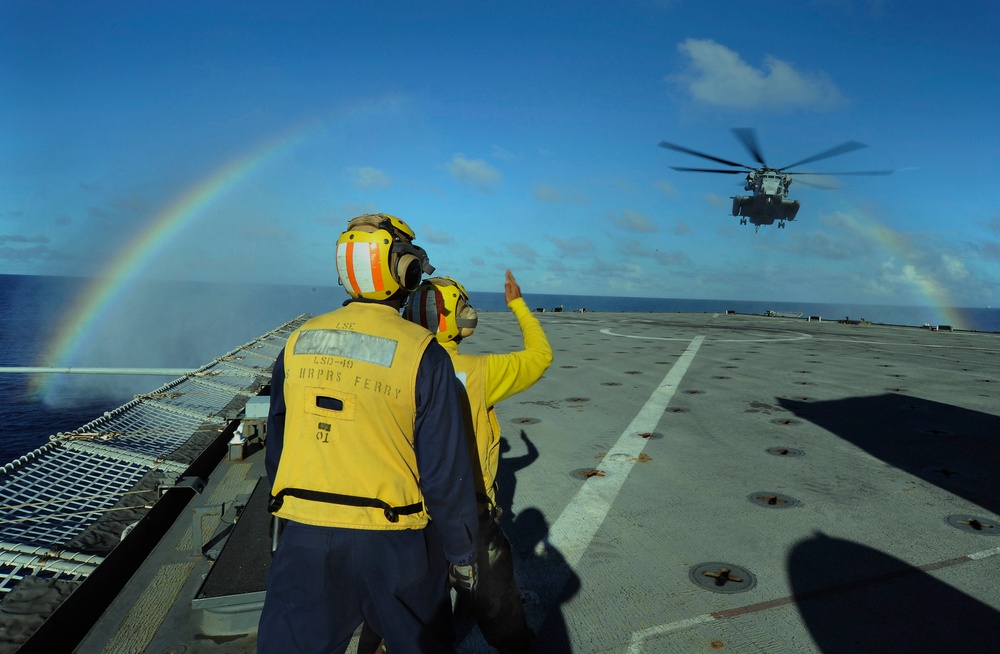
[443,297,553,508]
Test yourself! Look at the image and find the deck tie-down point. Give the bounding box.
[570,468,605,480]
[689,562,757,593]
[946,514,1000,535]
[748,492,800,508]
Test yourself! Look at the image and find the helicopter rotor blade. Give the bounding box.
[731,128,766,166]
[787,170,895,176]
[658,141,750,169]
[671,166,745,174]
[779,141,868,170]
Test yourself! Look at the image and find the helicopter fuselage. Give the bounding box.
[733,169,799,229]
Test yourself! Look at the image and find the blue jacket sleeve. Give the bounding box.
[265,348,286,487]
[414,340,479,565]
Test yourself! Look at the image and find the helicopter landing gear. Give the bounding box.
[740,218,747,225]
[778,221,786,229]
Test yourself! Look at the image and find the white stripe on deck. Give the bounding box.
[539,335,705,566]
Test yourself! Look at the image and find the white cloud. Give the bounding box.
[491,145,521,161]
[504,241,540,263]
[420,225,454,245]
[654,180,677,195]
[939,252,969,281]
[669,39,845,111]
[610,209,658,233]
[533,183,588,204]
[551,235,597,258]
[350,166,391,189]
[448,154,502,193]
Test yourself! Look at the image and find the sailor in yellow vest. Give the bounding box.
[403,269,553,653]
[258,214,479,654]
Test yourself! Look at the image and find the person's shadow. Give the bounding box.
[509,507,580,653]
[495,431,538,529]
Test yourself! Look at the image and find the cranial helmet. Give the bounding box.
[403,276,479,342]
[336,214,434,299]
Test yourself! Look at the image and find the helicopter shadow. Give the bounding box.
[778,393,1000,518]
[788,532,1000,653]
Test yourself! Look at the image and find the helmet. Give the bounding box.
[403,276,478,342]
[336,213,434,299]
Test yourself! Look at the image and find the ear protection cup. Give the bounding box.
[395,253,423,292]
[456,302,478,339]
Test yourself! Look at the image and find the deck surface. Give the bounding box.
[74,311,1000,653]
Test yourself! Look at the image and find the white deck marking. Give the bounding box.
[540,335,705,567]
[600,327,811,343]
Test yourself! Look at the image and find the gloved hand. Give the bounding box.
[448,562,478,593]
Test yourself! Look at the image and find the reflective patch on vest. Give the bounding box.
[294,329,398,367]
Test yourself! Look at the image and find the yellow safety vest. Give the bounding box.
[271,303,434,530]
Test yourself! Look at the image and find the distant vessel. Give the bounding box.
[2,310,999,653]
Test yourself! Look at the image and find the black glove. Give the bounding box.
[448,562,478,593]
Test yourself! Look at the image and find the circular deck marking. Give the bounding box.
[600,327,811,343]
[689,562,757,594]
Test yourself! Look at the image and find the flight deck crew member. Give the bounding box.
[403,269,553,653]
[258,214,480,654]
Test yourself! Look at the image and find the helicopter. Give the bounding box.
[659,128,893,232]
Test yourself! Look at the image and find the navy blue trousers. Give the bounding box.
[258,521,454,654]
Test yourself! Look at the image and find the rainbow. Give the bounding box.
[34,96,407,399]
[31,122,316,398]
[841,212,967,329]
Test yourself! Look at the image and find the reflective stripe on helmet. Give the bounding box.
[411,287,447,334]
[337,240,385,296]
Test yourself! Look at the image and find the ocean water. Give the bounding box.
[2,273,997,464]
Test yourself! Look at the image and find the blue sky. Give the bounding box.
[2,1,999,309]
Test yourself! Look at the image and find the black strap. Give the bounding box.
[269,487,423,524]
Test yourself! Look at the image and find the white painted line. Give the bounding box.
[600,327,811,343]
[540,336,705,567]
[626,614,715,654]
[967,546,1000,560]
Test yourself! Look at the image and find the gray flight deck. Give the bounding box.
[24,311,1000,653]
